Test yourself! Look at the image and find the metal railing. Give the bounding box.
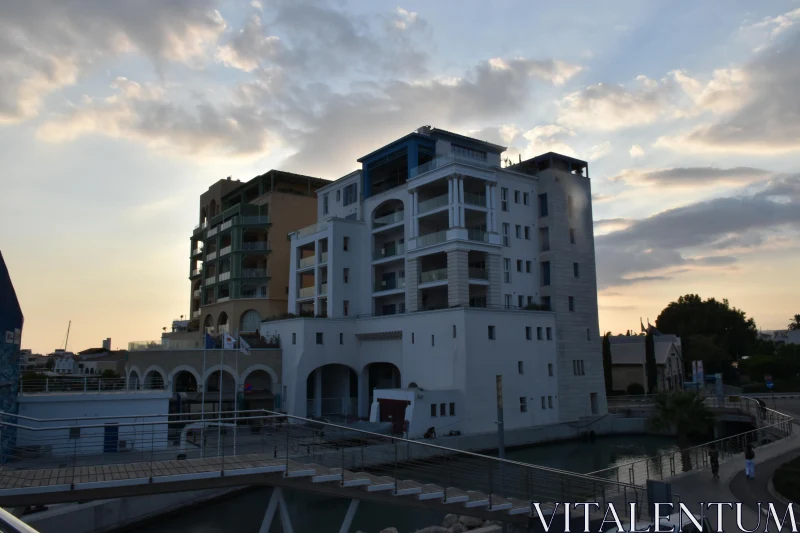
[374,278,406,292]
[0,507,39,533]
[298,256,315,269]
[418,195,448,214]
[420,268,447,284]
[239,216,270,225]
[241,268,268,278]
[373,242,405,260]
[464,192,487,207]
[373,211,404,227]
[19,378,133,394]
[241,241,270,252]
[294,221,329,240]
[298,286,315,299]
[0,409,649,521]
[417,230,447,247]
[467,228,488,242]
[591,396,793,485]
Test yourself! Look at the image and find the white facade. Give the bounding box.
[53,354,77,374]
[281,127,606,426]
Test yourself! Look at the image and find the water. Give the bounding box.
[127,435,677,533]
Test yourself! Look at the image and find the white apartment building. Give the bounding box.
[266,126,606,432]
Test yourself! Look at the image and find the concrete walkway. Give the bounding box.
[667,433,800,532]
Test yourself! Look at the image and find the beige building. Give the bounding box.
[185,170,329,337]
[609,334,684,394]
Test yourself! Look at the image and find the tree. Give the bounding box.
[602,333,613,394]
[100,369,120,379]
[655,294,758,382]
[645,331,657,394]
[45,358,54,370]
[789,315,800,331]
[649,391,715,471]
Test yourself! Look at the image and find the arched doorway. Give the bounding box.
[128,371,141,390]
[362,362,401,411]
[306,364,358,421]
[217,312,229,334]
[143,370,165,390]
[239,309,261,333]
[205,369,236,415]
[173,371,198,392]
[203,315,214,334]
[242,369,274,412]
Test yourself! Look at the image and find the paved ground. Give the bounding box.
[729,449,799,513]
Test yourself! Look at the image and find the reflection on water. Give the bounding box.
[128,435,677,533]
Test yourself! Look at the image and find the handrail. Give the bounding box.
[0,507,40,533]
[0,408,269,424]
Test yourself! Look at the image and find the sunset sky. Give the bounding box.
[2,0,798,354]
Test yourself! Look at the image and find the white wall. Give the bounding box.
[371,388,464,438]
[318,171,361,222]
[17,392,171,457]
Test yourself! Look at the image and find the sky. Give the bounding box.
[1,0,799,354]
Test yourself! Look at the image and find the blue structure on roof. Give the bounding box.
[0,251,23,462]
[357,133,436,199]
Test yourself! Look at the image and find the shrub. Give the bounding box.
[773,456,800,502]
[627,383,645,395]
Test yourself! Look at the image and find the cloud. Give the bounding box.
[609,166,773,189]
[216,15,281,73]
[591,193,614,203]
[746,7,800,39]
[595,174,800,289]
[0,0,226,123]
[520,124,577,158]
[656,28,800,154]
[629,144,645,158]
[588,141,612,161]
[594,218,633,234]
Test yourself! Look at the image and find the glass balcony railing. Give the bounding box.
[206,251,217,261]
[218,272,231,282]
[194,221,207,232]
[298,286,315,299]
[409,153,492,179]
[204,276,216,286]
[319,283,328,295]
[373,210,404,227]
[217,296,231,303]
[241,268,268,278]
[191,247,203,256]
[418,194,448,214]
[373,242,405,260]
[241,242,270,252]
[220,219,234,232]
[193,289,202,298]
[191,268,202,277]
[192,310,201,318]
[464,192,487,207]
[417,230,447,247]
[207,226,218,238]
[320,251,328,263]
[374,278,406,292]
[468,268,489,280]
[299,256,315,269]
[240,291,267,299]
[467,228,489,242]
[295,221,329,239]
[419,268,447,284]
[219,245,232,256]
[239,216,270,225]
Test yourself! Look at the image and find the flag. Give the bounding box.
[223,333,235,350]
[244,383,253,393]
[239,335,251,356]
[204,333,215,350]
[640,318,646,333]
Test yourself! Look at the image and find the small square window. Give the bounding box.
[449,403,455,416]
[501,188,509,211]
[526,261,532,273]
[546,327,552,340]
[336,190,341,202]
[523,192,529,205]
[344,268,350,283]
[518,361,524,374]
[541,396,546,409]
[343,300,349,316]
[440,403,446,416]
[524,226,531,240]
[69,427,81,439]
[453,325,457,338]
[548,396,554,409]
[515,225,521,238]
[526,326,532,340]
[537,327,543,340]
[431,404,437,417]
[518,295,524,308]
[514,190,520,203]
[516,259,522,272]
[412,332,415,344]
[488,325,496,339]
[548,363,553,376]
[520,397,528,412]
[316,332,323,345]
[292,332,297,345]
[573,263,579,278]
[586,328,591,341]
[339,332,344,345]
[431,334,435,346]
[343,236,350,251]
[570,228,576,244]
[568,296,575,312]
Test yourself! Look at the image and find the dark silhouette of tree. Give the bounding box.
[649,391,715,471]
[602,332,613,394]
[646,331,658,393]
[788,314,800,331]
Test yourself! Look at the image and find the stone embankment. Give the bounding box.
[361,514,509,533]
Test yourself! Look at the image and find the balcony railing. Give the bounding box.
[295,221,329,240]
[319,283,328,295]
[241,241,270,252]
[239,215,270,225]
[373,242,405,260]
[241,268,267,278]
[298,286,315,299]
[418,194,448,214]
[320,251,328,263]
[206,251,218,261]
[417,230,447,247]
[191,247,203,256]
[468,268,489,280]
[464,192,487,207]
[194,221,207,232]
[191,268,202,277]
[419,268,448,284]
[374,278,406,292]
[220,219,234,232]
[409,152,492,179]
[218,296,231,303]
[240,291,267,299]
[218,272,231,282]
[204,276,216,286]
[192,310,201,318]
[207,226,218,238]
[373,210,404,227]
[298,256,315,269]
[193,289,202,298]
[219,245,232,256]
[467,228,489,242]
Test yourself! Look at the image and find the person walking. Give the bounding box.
[745,445,756,479]
[708,443,720,480]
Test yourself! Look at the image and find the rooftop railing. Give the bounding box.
[19,378,134,394]
[294,221,329,240]
[409,153,492,180]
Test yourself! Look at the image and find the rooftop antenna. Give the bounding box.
[63,320,71,351]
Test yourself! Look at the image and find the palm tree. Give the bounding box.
[648,391,715,471]
[788,314,800,331]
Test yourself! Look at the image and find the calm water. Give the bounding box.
[128,435,677,533]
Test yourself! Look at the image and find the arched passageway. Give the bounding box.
[306,364,359,421]
[242,370,274,412]
[143,370,165,390]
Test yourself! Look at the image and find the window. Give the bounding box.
[573,263,579,278]
[316,332,324,345]
[541,261,551,286]
[323,194,329,215]
[344,268,350,283]
[516,259,522,272]
[339,333,344,345]
[292,332,297,345]
[568,195,574,219]
[586,328,591,341]
[526,326,532,340]
[514,190,520,203]
[541,396,546,409]
[515,225,521,238]
[501,188,508,211]
[488,325,496,339]
[526,261,532,273]
[440,403,446,416]
[453,325,457,338]
[453,144,487,161]
[573,360,585,375]
[343,236,350,251]
[524,226,531,240]
[343,183,358,206]
[527,296,534,305]
[538,193,548,217]
[449,403,455,416]
[336,189,341,202]
[548,363,553,376]
[504,294,512,309]
[518,295,524,308]
[520,397,528,412]
[539,227,550,251]
[431,404,437,417]
[542,296,551,310]
[343,300,349,316]
[431,334,435,346]
[523,192,529,205]
[568,296,575,312]
[502,223,510,246]
[503,258,511,282]
[546,327,552,340]
[570,228,576,244]
[590,392,599,415]
[412,332,415,344]
[548,396,554,409]
[537,327,543,340]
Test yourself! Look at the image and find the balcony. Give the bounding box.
[373,210,404,228]
[241,268,268,278]
[240,291,267,299]
[194,221,207,232]
[374,278,406,292]
[417,230,447,247]
[207,226,219,238]
[320,251,328,264]
[204,276,216,286]
[193,289,202,298]
[191,247,203,257]
[192,310,201,319]
[409,152,492,180]
[299,256,315,269]
[239,216,270,225]
[295,221,329,240]
[206,251,218,261]
[220,219,234,232]
[464,192,487,207]
[319,283,328,296]
[218,272,231,282]
[241,242,270,252]
[467,228,489,242]
[191,268,202,277]
[418,195,448,214]
[298,286,315,299]
[373,242,405,261]
[219,245,232,257]
[468,268,489,280]
[420,268,447,284]
[218,296,231,303]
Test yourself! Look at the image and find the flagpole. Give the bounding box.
[217,333,224,456]
[201,334,208,458]
[234,329,239,456]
